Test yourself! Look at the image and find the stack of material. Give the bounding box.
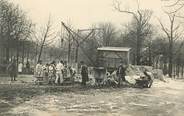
[90,65,165,86]
[125,65,154,85]
[125,75,140,84]
[126,65,142,76]
[152,69,166,82]
[126,65,153,76]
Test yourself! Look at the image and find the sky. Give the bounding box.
[11,0,175,29]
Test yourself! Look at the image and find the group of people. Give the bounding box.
[35,60,66,84]
[17,61,30,74]
[105,61,127,87]
[116,61,127,87]
[7,59,17,81]
[34,60,89,85]
[6,58,126,87]
[6,59,31,81]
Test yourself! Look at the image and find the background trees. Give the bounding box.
[158,13,183,77]
[0,0,33,65]
[35,17,56,62]
[114,1,153,65]
[158,0,184,77]
[0,0,184,77]
[98,23,117,47]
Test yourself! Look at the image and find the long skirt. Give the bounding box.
[81,74,88,85]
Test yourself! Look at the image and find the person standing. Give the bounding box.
[117,61,126,87]
[55,60,64,85]
[35,60,43,77]
[48,61,56,84]
[18,62,23,74]
[42,63,49,83]
[7,59,17,81]
[26,61,30,74]
[68,66,76,85]
[80,61,88,86]
[62,65,68,79]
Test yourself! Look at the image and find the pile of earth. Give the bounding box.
[125,65,166,84]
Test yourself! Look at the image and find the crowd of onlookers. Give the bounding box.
[6,58,89,85]
[3,57,90,88]
[34,60,89,85]
[5,58,126,86]
[6,59,31,81]
[6,59,153,88]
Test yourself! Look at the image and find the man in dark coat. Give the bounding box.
[80,61,88,86]
[26,61,30,74]
[117,61,126,87]
[7,59,17,81]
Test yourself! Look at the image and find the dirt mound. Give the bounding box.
[152,69,166,82]
[126,65,165,82]
[126,65,152,76]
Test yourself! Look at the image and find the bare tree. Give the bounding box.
[35,16,56,62]
[158,12,184,77]
[114,0,153,65]
[98,23,117,46]
[0,0,33,65]
[163,0,184,14]
[159,0,184,77]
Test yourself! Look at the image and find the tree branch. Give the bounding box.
[158,18,170,40]
[113,0,139,22]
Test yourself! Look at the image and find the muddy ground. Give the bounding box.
[0,75,184,116]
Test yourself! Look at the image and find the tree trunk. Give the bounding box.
[26,45,30,62]
[168,42,173,78]
[136,27,142,65]
[133,53,136,65]
[68,35,71,64]
[176,53,181,78]
[136,42,141,65]
[35,44,38,63]
[16,40,20,69]
[163,62,167,75]
[22,42,25,65]
[173,64,176,78]
[38,44,43,62]
[6,47,10,63]
[176,64,180,78]
[6,36,10,63]
[181,65,184,78]
[148,45,152,66]
[75,45,79,63]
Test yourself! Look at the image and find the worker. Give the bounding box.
[48,61,56,84]
[18,62,23,74]
[68,66,76,84]
[42,63,49,83]
[34,60,43,84]
[117,61,126,87]
[7,59,17,81]
[26,61,30,74]
[55,60,64,85]
[35,60,42,77]
[80,61,88,86]
[143,69,154,88]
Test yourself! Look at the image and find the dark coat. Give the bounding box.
[117,65,126,76]
[81,65,88,81]
[7,62,17,77]
[81,65,88,75]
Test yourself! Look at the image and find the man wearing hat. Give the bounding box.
[117,61,126,87]
[80,61,88,86]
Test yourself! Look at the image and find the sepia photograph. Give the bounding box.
[0,0,184,116]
